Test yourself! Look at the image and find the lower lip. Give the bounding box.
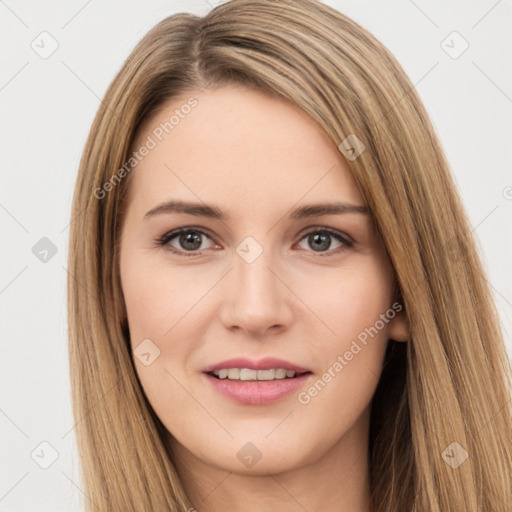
[204,372,312,405]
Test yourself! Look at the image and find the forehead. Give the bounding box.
[127,84,364,214]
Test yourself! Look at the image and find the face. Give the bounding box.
[119,84,408,478]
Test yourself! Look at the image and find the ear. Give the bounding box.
[388,308,410,342]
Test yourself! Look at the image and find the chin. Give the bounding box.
[198,435,314,475]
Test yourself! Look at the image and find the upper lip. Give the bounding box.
[202,357,311,374]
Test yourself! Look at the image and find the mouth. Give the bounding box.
[206,368,312,381]
[201,357,313,404]
[203,367,314,405]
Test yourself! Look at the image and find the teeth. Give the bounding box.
[228,368,240,379]
[275,369,287,379]
[240,368,257,380]
[211,368,298,380]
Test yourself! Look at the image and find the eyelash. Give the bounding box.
[155,226,354,258]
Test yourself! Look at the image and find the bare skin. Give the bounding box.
[119,84,409,512]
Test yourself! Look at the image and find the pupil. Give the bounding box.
[309,233,331,252]
[180,232,202,250]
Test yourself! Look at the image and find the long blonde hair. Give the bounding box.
[67,1,512,510]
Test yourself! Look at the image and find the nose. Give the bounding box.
[218,242,294,338]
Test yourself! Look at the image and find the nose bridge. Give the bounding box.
[235,235,280,309]
[220,234,292,334]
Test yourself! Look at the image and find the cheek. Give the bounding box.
[295,258,393,403]
[120,254,206,422]
[120,251,214,406]
[303,257,394,344]
[121,253,205,344]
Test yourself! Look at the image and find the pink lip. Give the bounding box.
[203,372,313,405]
[202,357,310,373]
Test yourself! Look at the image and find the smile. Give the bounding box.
[204,371,313,405]
[209,368,306,380]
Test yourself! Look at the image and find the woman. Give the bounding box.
[67,0,512,510]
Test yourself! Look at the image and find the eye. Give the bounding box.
[156,228,216,256]
[156,226,353,257]
[296,227,353,256]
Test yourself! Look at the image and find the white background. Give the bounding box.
[1,0,511,510]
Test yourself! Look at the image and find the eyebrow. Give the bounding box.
[143,200,369,221]
[144,200,368,220]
